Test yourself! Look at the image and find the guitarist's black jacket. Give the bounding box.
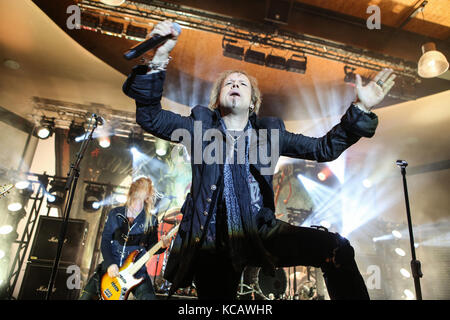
[101,206,164,278]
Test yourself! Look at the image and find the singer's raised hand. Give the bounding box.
[150,20,179,62]
[355,68,396,110]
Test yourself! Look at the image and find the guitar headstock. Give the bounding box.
[0,184,14,199]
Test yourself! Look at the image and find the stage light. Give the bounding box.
[101,19,124,37]
[223,40,244,60]
[130,146,139,155]
[155,139,169,157]
[3,59,20,70]
[126,25,148,41]
[67,121,85,143]
[7,202,22,212]
[317,166,332,182]
[98,136,111,148]
[344,66,371,85]
[418,42,449,78]
[37,127,51,139]
[46,194,56,203]
[35,117,55,140]
[392,230,402,239]
[0,225,13,235]
[80,12,100,31]
[129,130,143,151]
[47,179,66,208]
[46,194,63,207]
[395,248,406,256]
[362,179,372,188]
[83,185,104,212]
[15,180,30,190]
[265,54,286,70]
[244,48,266,66]
[286,54,307,74]
[100,0,126,5]
[344,66,356,83]
[400,268,411,278]
[156,147,167,156]
[317,172,326,181]
[18,183,33,199]
[403,289,414,300]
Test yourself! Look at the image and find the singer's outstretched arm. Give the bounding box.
[278,105,378,162]
[123,20,191,142]
[279,67,395,161]
[123,67,193,142]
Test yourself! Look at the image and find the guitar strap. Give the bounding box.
[113,212,152,246]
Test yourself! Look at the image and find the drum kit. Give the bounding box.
[237,266,318,300]
[149,205,183,289]
[150,204,201,297]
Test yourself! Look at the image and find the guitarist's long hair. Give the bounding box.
[126,177,155,232]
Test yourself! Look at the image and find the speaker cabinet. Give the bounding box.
[265,0,293,24]
[18,263,81,300]
[28,216,88,266]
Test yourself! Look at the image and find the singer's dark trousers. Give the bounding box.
[192,220,370,300]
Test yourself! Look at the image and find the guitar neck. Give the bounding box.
[128,225,179,276]
[0,184,14,198]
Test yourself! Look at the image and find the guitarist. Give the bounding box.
[79,177,171,300]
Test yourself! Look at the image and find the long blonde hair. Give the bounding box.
[208,70,262,115]
[126,177,154,231]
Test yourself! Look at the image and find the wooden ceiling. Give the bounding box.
[295,0,450,40]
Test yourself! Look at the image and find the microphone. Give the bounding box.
[123,22,181,60]
[92,114,105,125]
[396,160,408,168]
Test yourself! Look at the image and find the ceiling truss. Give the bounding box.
[77,0,420,81]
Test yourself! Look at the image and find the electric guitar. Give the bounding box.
[100,224,179,300]
[0,184,14,199]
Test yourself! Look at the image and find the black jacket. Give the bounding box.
[123,66,378,291]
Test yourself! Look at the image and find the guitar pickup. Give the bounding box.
[104,289,112,298]
[111,282,119,292]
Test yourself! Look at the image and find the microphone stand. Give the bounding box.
[153,196,176,291]
[396,160,423,300]
[46,115,100,300]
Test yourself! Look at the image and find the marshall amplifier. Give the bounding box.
[28,216,88,266]
[18,263,81,300]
